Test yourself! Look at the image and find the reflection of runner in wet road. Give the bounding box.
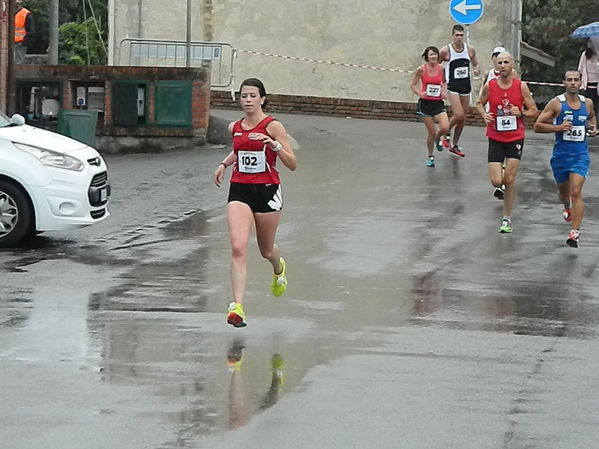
[410,46,449,167]
[476,52,538,234]
[534,70,597,248]
[227,339,247,428]
[213,78,297,327]
[227,339,285,429]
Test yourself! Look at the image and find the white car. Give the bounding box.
[0,111,110,247]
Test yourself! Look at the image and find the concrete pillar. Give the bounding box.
[48,0,58,64]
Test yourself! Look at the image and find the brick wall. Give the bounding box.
[211,90,485,126]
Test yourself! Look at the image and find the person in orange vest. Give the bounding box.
[14,0,34,64]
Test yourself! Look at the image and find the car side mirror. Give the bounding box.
[11,114,26,126]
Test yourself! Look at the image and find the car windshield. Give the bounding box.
[0,110,13,127]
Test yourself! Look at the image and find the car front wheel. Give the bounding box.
[0,180,33,248]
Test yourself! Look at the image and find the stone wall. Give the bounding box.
[110,0,522,103]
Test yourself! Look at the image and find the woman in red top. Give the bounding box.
[213,78,297,328]
[410,46,449,167]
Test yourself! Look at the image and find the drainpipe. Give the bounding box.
[186,0,191,67]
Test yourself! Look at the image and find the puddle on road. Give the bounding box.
[3,203,599,446]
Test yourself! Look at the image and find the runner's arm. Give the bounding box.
[266,120,297,171]
[587,98,597,136]
[213,150,236,187]
[520,82,539,119]
[533,99,564,133]
[470,47,480,77]
[475,83,492,124]
[409,67,424,98]
[439,46,449,63]
[442,70,448,99]
[478,70,490,97]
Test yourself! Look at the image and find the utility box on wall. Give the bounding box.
[14,65,211,153]
[58,109,99,147]
[112,82,146,127]
[154,81,192,126]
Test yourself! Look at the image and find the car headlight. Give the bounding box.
[14,143,84,171]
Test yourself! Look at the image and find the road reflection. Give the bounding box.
[227,338,285,429]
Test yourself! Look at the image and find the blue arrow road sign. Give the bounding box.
[449,0,484,25]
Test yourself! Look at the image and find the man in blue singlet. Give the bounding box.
[439,24,480,157]
[534,70,597,247]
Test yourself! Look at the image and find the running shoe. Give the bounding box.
[563,208,572,222]
[493,187,504,200]
[425,157,435,167]
[272,354,285,385]
[271,257,287,297]
[449,145,465,157]
[499,217,512,233]
[227,339,245,371]
[442,136,451,149]
[435,138,444,152]
[566,229,580,248]
[227,301,247,328]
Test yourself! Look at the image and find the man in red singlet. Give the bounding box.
[476,52,538,233]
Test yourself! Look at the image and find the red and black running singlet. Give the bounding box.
[486,78,525,143]
[230,116,281,184]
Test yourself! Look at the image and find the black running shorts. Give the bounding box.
[228,182,283,213]
[488,138,524,163]
[447,82,471,95]
[417,99,446,117]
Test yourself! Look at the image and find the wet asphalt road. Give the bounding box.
[2,110,599,449]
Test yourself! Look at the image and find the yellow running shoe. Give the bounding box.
[271,353,285,386]
[227,301,247,327]
[271,257,287,297]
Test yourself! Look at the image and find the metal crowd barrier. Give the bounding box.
[119,38,235,88]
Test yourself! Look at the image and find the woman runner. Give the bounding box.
[213,78,297,327]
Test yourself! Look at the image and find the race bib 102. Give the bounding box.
[238,150,266,173]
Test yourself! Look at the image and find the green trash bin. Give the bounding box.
[57,109,98,147]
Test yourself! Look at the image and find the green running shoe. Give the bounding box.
[227,301,247,327]
[271,257,287,297]
[272,354,285,385]
[498,217,512,233]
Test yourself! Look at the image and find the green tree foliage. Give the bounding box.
[21,0,107,64]
[522,0,596,101]
[59,18,107,65]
